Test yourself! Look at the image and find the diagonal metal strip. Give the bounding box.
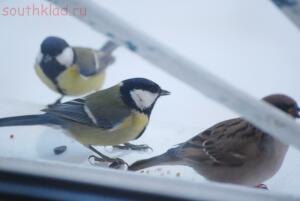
[272,0,300,29]
[0,157,300,201]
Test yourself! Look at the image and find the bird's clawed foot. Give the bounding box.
[113,143,153,152]
[88,155,106,163]
[88,155,128,169]
[109,158,128,169]
[87,145,127,169]
[256,184,268,190]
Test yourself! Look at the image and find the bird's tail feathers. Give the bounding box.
[129,148,180,171]
[0,114,60,127]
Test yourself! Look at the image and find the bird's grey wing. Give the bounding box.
[85,85,131,128]
[96,51,115,72]
[43,98,97,127]
[73,47,114,77]
[43,87,131,129]
[179,118,263,167]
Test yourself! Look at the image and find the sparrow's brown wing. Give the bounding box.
[179,118,263,167]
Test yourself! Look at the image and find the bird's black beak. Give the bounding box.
[160,89,171,96]
[296,107,300,118]
[290,106,300,118]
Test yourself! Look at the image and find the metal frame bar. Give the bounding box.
[0,161,184,201]
[272,0,300,30]
[0,157,299,201]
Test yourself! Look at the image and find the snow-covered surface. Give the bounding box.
[0,0,300,197]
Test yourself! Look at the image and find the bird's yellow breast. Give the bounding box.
[35,64,105,96]
[67,111,149,146]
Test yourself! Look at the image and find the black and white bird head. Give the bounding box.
[263,94,300,118]
[36,36,74,67]
[120,78,170,115]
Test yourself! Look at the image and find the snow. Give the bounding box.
[0,0,300,197]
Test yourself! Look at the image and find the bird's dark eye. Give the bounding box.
[286,105,300,118]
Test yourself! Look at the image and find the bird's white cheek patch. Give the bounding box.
[56,47,74,67]
[130,89,158,110]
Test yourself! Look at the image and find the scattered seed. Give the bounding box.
[176,172,181,177]
[54,145,67,155]
[125,41,138,52]
[9,134,14,139]
[146,170,150,174]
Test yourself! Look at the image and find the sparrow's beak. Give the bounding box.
[289,106,300,118]
[160,89,171,96]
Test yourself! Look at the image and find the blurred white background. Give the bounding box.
[0,0,300,196]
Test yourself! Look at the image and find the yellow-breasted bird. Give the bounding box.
[35,36,118,104]
[129,94,299,188]
[0,78,170,168]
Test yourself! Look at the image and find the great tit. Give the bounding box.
[129,94,299,187]
[35,36,118,104]
[0,78,170,168]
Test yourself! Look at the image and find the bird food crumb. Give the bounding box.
[9,134,14,139]
[54,145,67,155]
[146,170,150,174]
[176,172,181,177]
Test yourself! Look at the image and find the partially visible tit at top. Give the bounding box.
[35,36,118,105]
